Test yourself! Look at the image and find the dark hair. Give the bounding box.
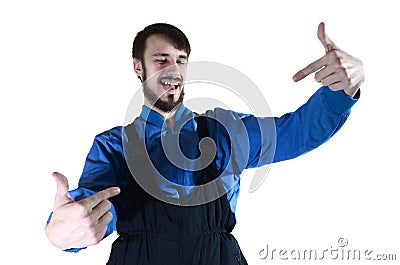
[132,23,191,61]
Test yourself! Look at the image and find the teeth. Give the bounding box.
[161,80,179,86]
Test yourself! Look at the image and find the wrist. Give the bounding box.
[343,87,359,98]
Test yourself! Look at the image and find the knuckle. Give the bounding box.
[82,224,106,246]
[314,73,319,82]
[86,230,100,245]
[82,215,95,226]
[328,50,340,62]
[87,226,96,236]
[307,63,316,72]
[91,192,103,203]
[332,61,340,69]
[76,202,90,215]
[98,199,111,211]
[104,200,112,210]
[329,49,339,57]
[99,211,113,225]
[105,211,113,223]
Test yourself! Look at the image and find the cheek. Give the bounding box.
[144,67,160,82]
[145,66,157,77]
[149,62,168,71]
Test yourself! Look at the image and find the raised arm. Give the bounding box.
[245,22,363,168]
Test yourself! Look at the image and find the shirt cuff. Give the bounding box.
[323,86,360,114]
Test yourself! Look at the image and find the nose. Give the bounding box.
[163,63,183,78]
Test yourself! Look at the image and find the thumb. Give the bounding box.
[52,172,72,208]
[317,22,338,53]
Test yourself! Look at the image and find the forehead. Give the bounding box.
[144,34,187,57]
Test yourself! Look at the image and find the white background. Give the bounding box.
[1,0,399,264]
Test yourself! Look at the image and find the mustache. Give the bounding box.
[158,75,183,84]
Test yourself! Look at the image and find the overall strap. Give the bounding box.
[194,114,218,177]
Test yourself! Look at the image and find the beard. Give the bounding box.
[143,85,185,113]
[142,67,185,113]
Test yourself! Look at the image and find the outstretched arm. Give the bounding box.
[245,22,363,168]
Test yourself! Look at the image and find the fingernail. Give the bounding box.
[113,187,121,194]
[293,75,299,82]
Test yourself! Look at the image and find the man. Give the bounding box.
[45,22,364,264]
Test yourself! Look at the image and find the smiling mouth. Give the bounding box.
[159,78,182,93]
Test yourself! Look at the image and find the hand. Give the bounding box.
[293,22,365,97]
[45,172,120,250]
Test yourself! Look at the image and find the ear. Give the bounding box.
[133,58,143,80]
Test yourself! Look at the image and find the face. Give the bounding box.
[134,34,188,113]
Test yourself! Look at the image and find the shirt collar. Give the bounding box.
[139,104,195,130]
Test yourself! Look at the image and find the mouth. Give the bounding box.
[159,78,182,94]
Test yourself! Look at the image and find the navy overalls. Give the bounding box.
[107,116,247,265]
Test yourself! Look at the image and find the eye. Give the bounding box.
[156,59,167,64]
[177,61,187,65]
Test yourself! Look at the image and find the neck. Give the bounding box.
[144,100,180,128]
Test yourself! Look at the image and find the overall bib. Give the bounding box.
[107,116,248,265]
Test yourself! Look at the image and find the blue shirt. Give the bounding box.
[57,86,359,252]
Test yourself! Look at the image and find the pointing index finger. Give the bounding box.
[293,55,328,82]
[83,187,120,209]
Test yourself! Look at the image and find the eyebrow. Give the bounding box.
[152,53,188,59]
